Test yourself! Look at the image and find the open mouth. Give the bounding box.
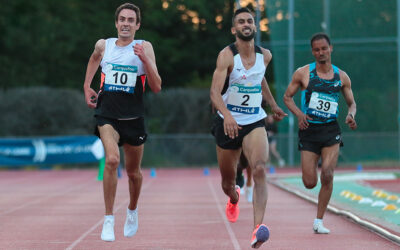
[243,28,252,33]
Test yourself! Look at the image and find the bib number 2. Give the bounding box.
[226,84,261,114]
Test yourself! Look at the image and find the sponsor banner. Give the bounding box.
[0,136,104,166]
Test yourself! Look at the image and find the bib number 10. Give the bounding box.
[113,72,128,85]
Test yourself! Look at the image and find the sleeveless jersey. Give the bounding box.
[218,43,267,125]
[301,62,341,124]
[95,38,147,119]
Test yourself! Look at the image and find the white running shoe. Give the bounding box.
[124,208,138,237]
[245,185,253,203]
[101,216,115,241]
[278,159,285,167]
[313,220,330,234]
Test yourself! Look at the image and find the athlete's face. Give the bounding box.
[311,39,332,64]
[232,13,256,41]
[115,9,140,39]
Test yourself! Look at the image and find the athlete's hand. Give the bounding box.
[224,113,242,139]
[271,106,288,122]
[133,43,148,62]
[84,87,98,109]
[345,114,357,130]
[298,113,312,130]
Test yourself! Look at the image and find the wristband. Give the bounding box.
[348,113,354,119]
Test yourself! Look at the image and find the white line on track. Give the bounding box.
[207,178,241,250]
[270,179,400,246]
[66,179,154,250]
[0,178,96,216]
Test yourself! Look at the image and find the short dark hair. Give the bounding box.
[232,7,253,26]
[115,3,141,24]
[310,33,331,47]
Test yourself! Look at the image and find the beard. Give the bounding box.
[237,29,255,41]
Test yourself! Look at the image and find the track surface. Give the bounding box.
[0,168,398,249]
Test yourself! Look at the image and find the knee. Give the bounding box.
[105,155,119,170]
[303,177,317,189]
[252,161,266,181]
[320,169,334,185]
[127,169,142,181]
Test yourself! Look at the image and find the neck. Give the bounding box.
[316,61,332,73]
[235,39,254,56]
[116,36,134,47]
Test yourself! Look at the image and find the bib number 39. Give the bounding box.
[308,92,338,117]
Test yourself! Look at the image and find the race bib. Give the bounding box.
[104,63,137,93]
[226,83,262,114]
[308,92,338,118]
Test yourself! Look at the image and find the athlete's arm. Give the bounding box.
[261,49,287,121]
[134,41,162,93]
[283,66,311,130]
[210,47,240,139]
[261,77,287,121]
[83,39,105,109]
[340,70,357,130]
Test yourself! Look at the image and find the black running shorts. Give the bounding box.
[211,115,265,150]
[95,116,147,146]
[298,121,343,155]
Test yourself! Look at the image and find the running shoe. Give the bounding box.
[251,224,270,248]
[313,220,330,234]
[225,185,240,222]
[101,216,115,242]
[124,208,138,237]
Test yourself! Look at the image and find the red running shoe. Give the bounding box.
[225,185,240,222]
[251,224,270,248]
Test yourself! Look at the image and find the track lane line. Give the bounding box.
[66,179,154,250]
[0,177,96,216]
[270,178,400,246]
[207,178,241,250]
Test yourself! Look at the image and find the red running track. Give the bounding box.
[0,168,398,250]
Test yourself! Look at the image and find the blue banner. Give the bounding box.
[0,136,104,166]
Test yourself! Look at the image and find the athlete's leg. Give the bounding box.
[245,166,252,187]
[269,140,284,166]
[217,146,241,202]
[300,151,319,189]
[123,144,144,210]
[317,143,339,219]
[269,140,278,160]
[98,125,120,215]
[242,127,268,228]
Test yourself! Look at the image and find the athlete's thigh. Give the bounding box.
[242,127,268,169]
[320,143,340,171]
[216,145,241,181]
[301,150,319,181]
[123,144,144,171]
[98,124,120,157]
